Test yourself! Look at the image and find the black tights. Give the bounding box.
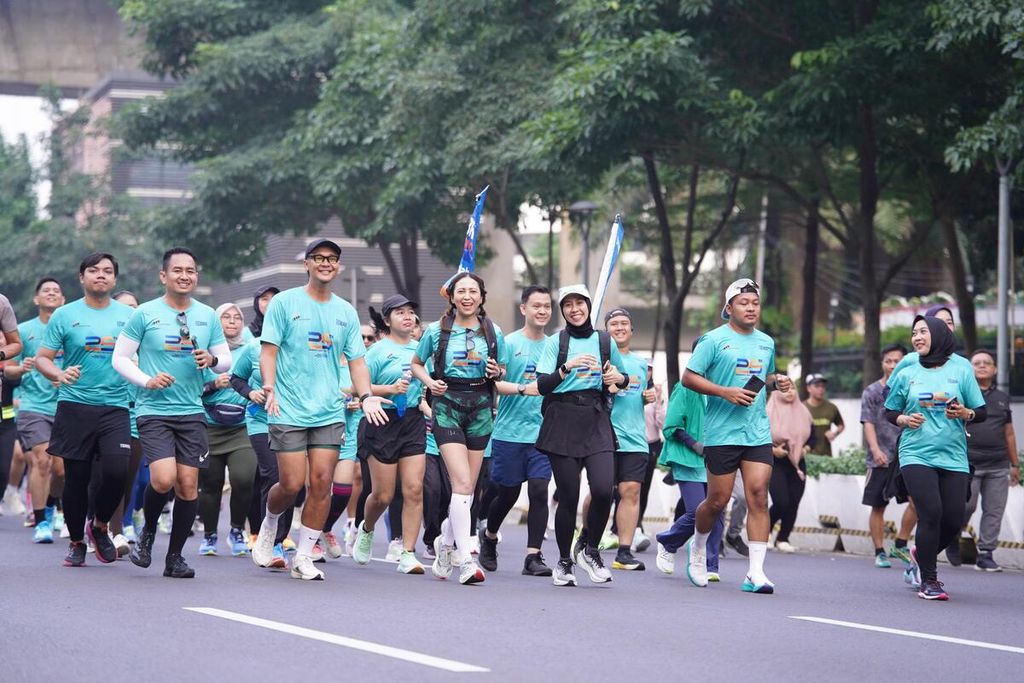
[64,456,128,543]
[550,453,614,560]
[901,464,969,583]
[769,458,806,543]
[486,478,550,550]
[251,434,293,544]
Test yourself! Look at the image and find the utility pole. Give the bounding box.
[997,157,1013,392]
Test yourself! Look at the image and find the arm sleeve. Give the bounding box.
[229,374,255,399]
[885,409,902,426]
[536,370,563,395]
[112,335,151,388]
[209,342,232,373]
[970,406,987,424]
[671,427,700,449]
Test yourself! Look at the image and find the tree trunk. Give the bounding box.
[642,151,682,387]
[547,211,554,290]
[398,228,421,304]
[940,216,977,353]
[799,202,819,397]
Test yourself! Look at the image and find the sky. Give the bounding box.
[0,94,77,212]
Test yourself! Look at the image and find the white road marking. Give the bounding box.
[790,616,1024,655]
[185,607,489,672]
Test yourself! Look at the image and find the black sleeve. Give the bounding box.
[536,371,562,396]
[201,380,218,397]
[229,374,254,400]
[806,427,816,449]
[969,406,987,424]
[672,428,699,449]
[885,409,902,426]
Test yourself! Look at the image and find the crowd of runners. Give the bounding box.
[0,239,1017,601]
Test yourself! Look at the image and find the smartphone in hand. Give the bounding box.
[743,375,766,395]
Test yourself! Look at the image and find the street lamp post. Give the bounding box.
[569,200,598,289]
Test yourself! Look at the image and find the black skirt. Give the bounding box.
[536,391,616,459]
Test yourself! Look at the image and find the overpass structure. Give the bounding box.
[0,0,140,97]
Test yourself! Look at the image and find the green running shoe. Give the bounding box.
[353,521,374,565]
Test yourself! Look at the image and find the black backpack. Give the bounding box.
[541,329,613,415]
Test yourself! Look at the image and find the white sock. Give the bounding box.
[296,524,319,559]
[449,493,473,559]
[692,530,710,558]
[748,541,768,581]
[5,484,17,496]
[263,509,280,532]
[441,517,455,546]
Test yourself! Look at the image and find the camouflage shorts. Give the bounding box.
[432,388,493,451]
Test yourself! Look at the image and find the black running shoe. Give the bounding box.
[523,552,553,577]
[612,547,645,571]
[63,541,86,567]
[163,553,196,579]
[87,522,117,564]
[945,541,962,567]
[478,527,498,572]
[726,534,749,557]
[130,529,155,568]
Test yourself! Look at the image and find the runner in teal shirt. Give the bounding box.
[260,286,364,428]
[230,338,267,436]
[42,297,133,409]
[120,297,227,417]
[491,330,547,443]
[12,316,62,416]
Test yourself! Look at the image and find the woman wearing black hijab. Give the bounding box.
[884,315,987,600]
[248,285,280,338]
[534,284,630,587]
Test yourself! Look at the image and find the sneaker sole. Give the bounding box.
[398,564,425,575]
[290,570,324,581]
[552,576,577,586]
[612,561,645,571]
[163,569,196,578]
[741,581,774,594]
[63,558,85,567]
[459,568,485,585]
[86,526,117,564]
[917,591,948,600]
[34,536,54,544]
[578,562,612,584]
[200,549,217,556]
[685,542,708,587]
[523,568,553,577]
[269,558,287,569]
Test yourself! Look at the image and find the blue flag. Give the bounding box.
[590,214,625,325]
[441,185,489,296]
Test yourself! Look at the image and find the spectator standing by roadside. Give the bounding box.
[804,374,844,456]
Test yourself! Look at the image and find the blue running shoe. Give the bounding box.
[270,543,287,569]
[45,505,56,527]
[228,528,248,556]
[33,519,54,544]
[918,579,948,601]
[741,575,775,594]
[199,534,218,556]
[875,552,891,568]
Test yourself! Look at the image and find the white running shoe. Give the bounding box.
[656,542,675,574]
[459,560,485,585]
[343,519,356,556]
[251,520,277,568]
[775,541,796,553]
[385,538,403,562]
[112,533,130,558]
[323,532,343,559]
[685,539,709,587]
[311,540,325,563]
[633,530,652,553]
[3,488,26,516]
[397,550,425,574]
[575,547,612,583]
[552,558,577,587]
[157,513,172,535]
[290,554,325,581]
[60,523,70,539]
[432,536,453,580]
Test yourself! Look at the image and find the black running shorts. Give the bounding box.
[704,444,773,476]
[48,401,131,462]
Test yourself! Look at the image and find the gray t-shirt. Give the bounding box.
[0,294,16,334]
[967,387,1012,468]
[860,379,901,468]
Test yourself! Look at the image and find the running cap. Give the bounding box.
[721,278,760,320]
[381,294,418,318]
[304,238,342,259]
[604,307,632,325]
[558,284,592,305]
[805,373,827,386]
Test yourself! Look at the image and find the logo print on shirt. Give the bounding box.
[521,362,538,382]
[734,358,764,377]
[453,340,483,367]
[918,392,954,410]
[84,335,117,354]
[308,331,334,354]
[163,335,194,354]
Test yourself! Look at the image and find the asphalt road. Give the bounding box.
[2,508,1022,682]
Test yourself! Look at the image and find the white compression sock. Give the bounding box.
[748,541,768,581]
[263,508,281,531]
[441,517,455,546]
[449,493,473,558]
[296,524,319,558]
[692,529,710,557]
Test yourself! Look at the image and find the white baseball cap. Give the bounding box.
[558,284,592,305]
[721,278,760,320]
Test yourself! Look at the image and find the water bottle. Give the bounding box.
[395,370,413,417]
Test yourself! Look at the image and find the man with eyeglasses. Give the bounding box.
[250,239,387,581]
[962,349,1019,572]
[112,247,231,578]
[33,253,134,567]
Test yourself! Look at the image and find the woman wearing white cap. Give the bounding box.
[682,278,793,594]
[534,284,630,586]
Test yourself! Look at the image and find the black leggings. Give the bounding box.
[471,459,495,531]
[251,433,293,544]
[422,455,451,548]
[637,444,660,531]
[64,455,128,543]
[769,458,806,543]
[487,478,549,550]
[550,452,614,560]
[0,420,16,494]
[901,464,969,583]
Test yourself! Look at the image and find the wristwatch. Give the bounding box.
[517,384,526,396]
[359,392,372,401]
[559,363,568,376]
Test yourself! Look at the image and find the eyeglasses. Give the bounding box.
[362,335,376,342]
[220,314,243,322]
[308,254,340,265]
[176,311,191,343]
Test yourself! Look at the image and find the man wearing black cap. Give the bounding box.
[250,239,388,581]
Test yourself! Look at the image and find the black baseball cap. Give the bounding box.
[604,307,632,325]
[382,294,418,317]
[304,239,342,259]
